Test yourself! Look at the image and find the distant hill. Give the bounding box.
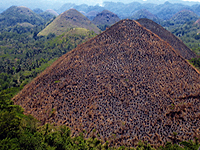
[54,1,200,21]
[33,8,43,14]
[130,9,160,23]
[14,19,200,146]
[92,10,120,31]
[191,4,200,16]
[0,6,45,30]
[39,9,59,21]
[56,3,104,15]
[137,18,196,59]
[154,1,192,20]
[169,9,199,25]
[86,11,99,21]
[45,9,59,16]
[38,9,100,36]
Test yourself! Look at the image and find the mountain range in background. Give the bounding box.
[1,0,200,12]
[2,1,200,35]
[52,1,195,20]
[40,1,200,21]
[2,1,200,22]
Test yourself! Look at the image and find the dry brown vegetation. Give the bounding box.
[13,19,200,146]
[38,9,100,36]
[137,18,197,60]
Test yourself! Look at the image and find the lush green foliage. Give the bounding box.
[189,57,200,69]
[170,21,200,55]
[0,6,46,31]
[0,28,96,97]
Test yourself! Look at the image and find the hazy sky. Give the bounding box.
[40,0,200,5]
[1,0,200,11]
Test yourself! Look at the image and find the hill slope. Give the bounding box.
[0,6,44,30]
[13,19,200,146]
[137,18,196,60]
[38,9,100,36]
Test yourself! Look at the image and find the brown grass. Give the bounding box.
[13,19,200,146]
[137,18,197,60]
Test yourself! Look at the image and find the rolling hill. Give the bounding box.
[13,19,200,146]
[0,6,45,30]
[169,9,199,25]
[38,9,100,36]
[137,18,196,60]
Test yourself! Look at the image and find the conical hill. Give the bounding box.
[13,19,200,146]
[0,6,44,29]
[137,18,196,60]
[38,9,100,36]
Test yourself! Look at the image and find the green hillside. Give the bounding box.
[0,27,96,93]
[38,9,100,36]
[0,6,45,30]
[169,9,199,25]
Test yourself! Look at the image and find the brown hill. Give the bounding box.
[13,19,200,146]
[137,18,196,60]
[38,9,100,36]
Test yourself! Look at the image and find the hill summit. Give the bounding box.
[38,9,100,36]
[13,19,200,146]
[137,18,196,60]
